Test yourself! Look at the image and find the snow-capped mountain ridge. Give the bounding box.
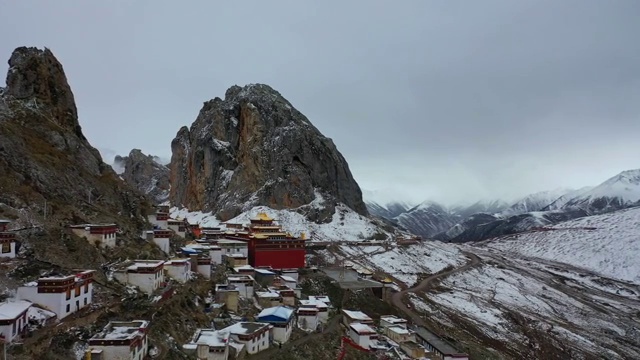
[562,169,640,209]
[441,168,640,242]
[365,199,415,219]
[500,188,574,217]
[543,186,595,210]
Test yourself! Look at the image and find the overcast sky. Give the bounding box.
[1,0,639,206]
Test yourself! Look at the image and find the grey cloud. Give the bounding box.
[1,0,639,205]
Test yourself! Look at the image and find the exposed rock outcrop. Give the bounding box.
[170,84,367,222]
[114,149,170,204]
[0,47,151,230]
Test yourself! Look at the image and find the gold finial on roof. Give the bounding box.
[254,212,273,221]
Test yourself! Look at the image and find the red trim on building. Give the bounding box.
[153,229,173,238]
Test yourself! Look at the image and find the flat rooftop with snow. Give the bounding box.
[322,268,383,289]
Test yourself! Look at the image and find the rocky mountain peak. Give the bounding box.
[170,83,367,222]
[3,47,80,135]
[114,149,170,204]
[0,46,150,232]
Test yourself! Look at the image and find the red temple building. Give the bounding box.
[238,213,306,269]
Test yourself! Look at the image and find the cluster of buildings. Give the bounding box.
[1,209,468,360]
[0,269,94,343]
[180,212,308,270]
[340,310,469,360]
[183,295,332,360]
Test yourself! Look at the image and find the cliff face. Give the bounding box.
[0,47,151,230]
[114,149,170,204]
[170,84,367,222]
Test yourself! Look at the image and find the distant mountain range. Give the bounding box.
[365,168,640,242]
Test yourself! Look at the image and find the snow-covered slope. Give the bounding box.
[480,207,640,284]
[171,204,392,242]
[337,242,466,286]
[411,254,640,358]
[394,201,457,238]
[500,188,573,216]
[544,186,594,210]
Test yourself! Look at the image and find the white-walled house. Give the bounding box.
[385,325,415,343]
[379,315,408,330]
[148,212,168,228]
[113,260,165,294]
[142,229,173,253]
[348,323,378,350]
[183,328,231,360]
[0,219,16,258]
[86,320,150,360]
[342,309,373,327]
[216,239,248,257]
[17,270,95,320]
[256,306,295,344]
[225,322,270,355]
[69,224,118,248]
[184,322,270,358]
[228,275,254,298]
[164,259,191,283]
[300,299,329,323]
[184,243,223,265]
[148,208,169,229]
[297,307,319,331]
[188,254,212,279]
[167,219,187,237]
[0,300,32,342]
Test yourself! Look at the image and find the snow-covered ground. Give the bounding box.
[480,207,640,285]
[337,242,466,286]
[170,207,221,228]
[171,204,387,241]
[409,252,640,359]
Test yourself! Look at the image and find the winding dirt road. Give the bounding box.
[390,251,481,326]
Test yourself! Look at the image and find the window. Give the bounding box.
[66,289,71,300]
[1,242,10,253]
[66,304,70,313]
[75,286,81,297]
[84,298,87,305]
[84,284,89,293]
[12,322,16,335]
